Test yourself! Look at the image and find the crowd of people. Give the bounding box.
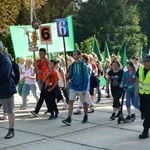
[0,41,150,140]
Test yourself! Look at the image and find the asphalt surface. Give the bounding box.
[0,90,149,150]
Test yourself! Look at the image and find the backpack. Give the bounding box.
[58,66,61,73]
[90,71,99,88]
[3,52,20,85]
[11,61,20,85]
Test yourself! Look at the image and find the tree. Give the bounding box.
[138,0,150,54]
[74,0,104,43]
[0,0,21,28]
[74,0,146,58]
[35,0,74,23]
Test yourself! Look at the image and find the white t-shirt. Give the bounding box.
[55,67,65,87]
[134,63,139,71]
[24,66,36,85]
[18,63,26,80]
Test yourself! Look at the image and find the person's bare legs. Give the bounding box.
[68,100,74,117]
[83,102,88,115]
[8,113,15,129]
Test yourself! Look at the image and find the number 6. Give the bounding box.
[58,21,67,36]
[41,28,50,40]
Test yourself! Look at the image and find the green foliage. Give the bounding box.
[0,0,149,59]
[1,32,15,58]
[0,0,21,28]
[78,37,93,54]
[74,0,147,59]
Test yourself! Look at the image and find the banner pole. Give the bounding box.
[46,43,49,59]
[62,35,68,74]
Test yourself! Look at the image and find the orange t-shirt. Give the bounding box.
[37,58,49,80]
[44,69,59,86]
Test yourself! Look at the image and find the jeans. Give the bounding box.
[96,80,101,102]
[126,91,140,109]
[22,83,39,106]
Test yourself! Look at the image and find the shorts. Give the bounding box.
[69,89,86,104]
[0,96,14,114]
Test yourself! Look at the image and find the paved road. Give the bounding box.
[0,91,149,150]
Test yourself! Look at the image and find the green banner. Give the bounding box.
[10,15,75,58]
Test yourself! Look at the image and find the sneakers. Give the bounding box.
[55,112,59,119]
[20,105,27,110]
[49,115,55,120]
[82,115,88,123]
[124,115,132,122]
[0,115,8,120]
[105,95,110,98]
[131,114,136,119]
[96,101,100,104]
[73,109,81,115]
[75,96,80,101]
[62,117,72,126]
[88,107,94,113]
[43,110,50,114]
[139,132,149,139]
[30,111,38,117]
[110,113,115,120]
[62,105,68,110]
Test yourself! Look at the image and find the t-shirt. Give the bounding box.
[37,58,49,80]
[55,67,65,87]
[44,69,59,86]
[25,66,36,85]
[18,63,25,80]
[108,69,124,88]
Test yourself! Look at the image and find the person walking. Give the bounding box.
[120,61,140,121]
[62,49,89,125]
[35,48,49,91]
[20,59,39,110]
[42,59,59,120]
[0,41,17,139]
[135,54,150,139]
[55,60,69,109]
[105,60,124,120]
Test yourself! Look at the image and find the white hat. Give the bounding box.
[0,41,4,51]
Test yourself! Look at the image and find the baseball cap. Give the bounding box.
[142,54,150,62]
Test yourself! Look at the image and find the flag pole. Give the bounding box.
[30,0,36,61]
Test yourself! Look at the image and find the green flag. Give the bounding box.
[139,42,143,62]
[119,40,127,67]
[92,36,102,61]
[104,41,110,62]
[49,52,55,59]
